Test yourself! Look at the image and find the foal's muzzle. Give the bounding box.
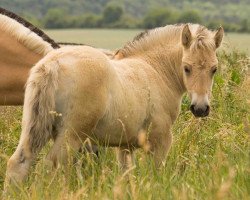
[190,104,210,117]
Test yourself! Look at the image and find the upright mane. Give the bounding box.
[0,7,59,55]
[116,24,217,58]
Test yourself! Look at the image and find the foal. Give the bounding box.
[6,24,224,184]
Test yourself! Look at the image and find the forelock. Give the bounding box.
[189,25,216,52]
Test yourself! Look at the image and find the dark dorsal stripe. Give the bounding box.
[58,42,86,46]
[0,7,60,49]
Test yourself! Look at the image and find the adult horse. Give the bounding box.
[0,7,60,105]
[0,7,113,106]
[5,23,224,184]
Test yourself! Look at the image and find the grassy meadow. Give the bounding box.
[46,29,250,54]
[0,29,249,199]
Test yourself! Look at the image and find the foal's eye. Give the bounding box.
[184,66,191,75]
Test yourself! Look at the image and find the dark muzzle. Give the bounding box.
[190,104,210,117]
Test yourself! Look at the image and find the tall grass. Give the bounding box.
[0,51,249,199]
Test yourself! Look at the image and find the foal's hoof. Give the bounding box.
[3,174,22,196]
[91,145,99,157]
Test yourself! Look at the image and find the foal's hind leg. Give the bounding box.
[46,128,83,168]
[5,128,50,186]
[46,108,105,168]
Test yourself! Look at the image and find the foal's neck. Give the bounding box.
[141,44,186,96]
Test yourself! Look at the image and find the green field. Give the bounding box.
[46,29,139,50]
[0,29,249,199]
[45,29,250,54]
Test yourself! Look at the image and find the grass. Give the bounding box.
[224,33,250,55]
[46,29,139,50]
[45,29,250,54]
[0,30,250,199]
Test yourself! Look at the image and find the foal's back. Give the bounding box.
[52,46,162,146]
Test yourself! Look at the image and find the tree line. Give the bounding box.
[25,5,250,32]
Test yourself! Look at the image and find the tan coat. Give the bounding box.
[5,24,224,185]
[0,7,57,105]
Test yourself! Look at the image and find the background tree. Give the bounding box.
[1,0,250,32]
[102,4,124,26]
[74,14,101,28]
[239,19,250,32]
[178,10,202,24]
[142,8,178,28]
[43,9,69,28]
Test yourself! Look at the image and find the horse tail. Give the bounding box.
[22,58,60,153]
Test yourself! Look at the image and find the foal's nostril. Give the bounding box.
[190,104,195,113]
[205,105,210,113]
[190,104,210,117]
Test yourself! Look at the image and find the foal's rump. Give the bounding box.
[24,45,153,149]
[23,46,112,150]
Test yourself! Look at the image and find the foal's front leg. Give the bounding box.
[117,147,134,171]
[149,120,173,167]
[151,133,172,167]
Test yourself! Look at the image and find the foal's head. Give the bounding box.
[181,24,224,117]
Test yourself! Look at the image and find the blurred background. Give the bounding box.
[1,0,250,53]
[1,0,250,31]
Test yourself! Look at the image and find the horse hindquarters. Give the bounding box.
[46,54,111,167]
[5,47,111,185]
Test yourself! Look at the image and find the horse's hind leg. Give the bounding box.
[46,128,83,168]
[46,108,105,168]
[5,127,50,186]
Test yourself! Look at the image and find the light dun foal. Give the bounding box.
[5,24,224,185]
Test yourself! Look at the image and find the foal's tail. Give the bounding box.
[22,59,60,153]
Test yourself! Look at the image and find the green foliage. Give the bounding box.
[141,9,203,28]
[102,5,123,25]
[142,8,177,29]
[239,19,250,32]
[74,14,101,28]
[178,10,202,24]
[22,14,43,27]
[43,8,70,28]
[1,0,250,31]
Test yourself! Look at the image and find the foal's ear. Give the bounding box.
[182,24,192,48]
[214,26,224,48]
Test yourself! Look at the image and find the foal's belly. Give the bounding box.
[92,116,141,147]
